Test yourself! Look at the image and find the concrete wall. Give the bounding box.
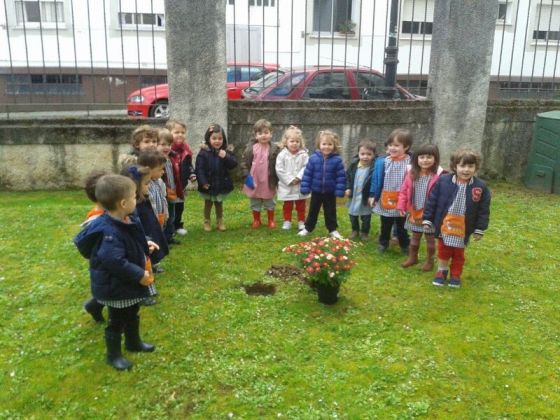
[0,100,558,190]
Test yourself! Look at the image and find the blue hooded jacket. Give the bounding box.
[74,212,151,301]
[300,150,346,197]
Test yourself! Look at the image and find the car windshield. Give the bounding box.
[226,66,266,83]
[265,73,305,97]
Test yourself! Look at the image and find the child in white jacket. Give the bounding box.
[275,126,310,230]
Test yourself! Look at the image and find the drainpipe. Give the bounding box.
[383,0,399,99]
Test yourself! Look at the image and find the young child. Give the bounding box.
[74,174,157,371]
[274,125,310,230]
[368,129,413,253]
[397,143,444,270]
[166,119,196,236]
[81,170,108,323]
[157,128,180,244]
[345,140,376,241]
[121,164,161,304]
[299,129,346,239]
[242,119,280,229]
[195,124,238,232]
[423,149,491,288]
[118,125,158,169]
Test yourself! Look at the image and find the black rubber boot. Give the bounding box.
[124,317,155,353]
[105,330,133,371]
[84,298,105,323]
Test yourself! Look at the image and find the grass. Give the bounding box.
[0,182,559,418]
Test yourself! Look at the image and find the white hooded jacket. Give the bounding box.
[275,147,311,201]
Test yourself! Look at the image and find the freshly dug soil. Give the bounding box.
[243,282,276,296]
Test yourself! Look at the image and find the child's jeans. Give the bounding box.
[379,216,409,248]
[250,198,275,212]
[106,304,140,334]
[349,214,371,234]
[437,239,465,278]
[164,202,176,241]
[305,192,337,232]
[283,199,306,221]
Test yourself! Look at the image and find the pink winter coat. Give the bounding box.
[397,167,445,213]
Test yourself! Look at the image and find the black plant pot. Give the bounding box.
[316,283,340,305]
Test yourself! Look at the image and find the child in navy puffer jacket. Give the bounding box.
[299,129,346,239]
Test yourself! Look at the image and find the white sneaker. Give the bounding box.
[330,230,343,239]
[282,221,292,230]
[176,228,187,236]
[298,221,306,230]
[297,228,309,236]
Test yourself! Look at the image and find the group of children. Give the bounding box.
[74,118,491,371]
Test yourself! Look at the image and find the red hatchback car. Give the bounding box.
[127,62,280,118]
[250,66,423,101]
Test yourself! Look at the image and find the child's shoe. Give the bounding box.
[176,228,188,236]
[360,232,369,241]
[297,228,309,236]
[401,245,419,268]
[432,270,448,287]
[297,221,306,230]
[105,330,133,371]
[124,317,155,353]
[282,221,292,230]
[448,277,461,288]
[267,210,276,229]
[330,230,343,240]
[251,211,261,229]
[84,298,104,323]
[378,244,388,254]
[216,218,226,232]
[348,231,359,240]
[203,219,212,232]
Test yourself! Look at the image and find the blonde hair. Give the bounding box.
[280,125,305,149]
[315,129,342,154]
[166,119,187,131]
[157,128,173,145]
[130,125,157,149]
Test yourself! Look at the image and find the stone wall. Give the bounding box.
[0,100,558,190]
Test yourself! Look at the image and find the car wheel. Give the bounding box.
[150,100,169,119]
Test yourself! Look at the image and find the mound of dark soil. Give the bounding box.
[243,282,276,296]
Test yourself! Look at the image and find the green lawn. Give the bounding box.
[0,183,559,418]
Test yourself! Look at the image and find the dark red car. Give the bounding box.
[127,62,280,118]
[250,66,423,101]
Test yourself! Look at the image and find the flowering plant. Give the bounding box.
[282,237,357,287]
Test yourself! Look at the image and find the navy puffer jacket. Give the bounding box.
[300,151,346,197]
[74,213,151,301]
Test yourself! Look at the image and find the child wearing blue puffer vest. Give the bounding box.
[298,129,346,239]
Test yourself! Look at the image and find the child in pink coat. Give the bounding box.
[397,144,444,271]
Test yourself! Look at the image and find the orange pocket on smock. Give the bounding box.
[408,207,424,226]
[381,190,399,209]
[441,213,465,237]
[158,213,165,227]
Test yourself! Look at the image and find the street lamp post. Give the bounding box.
[383,0,400,99]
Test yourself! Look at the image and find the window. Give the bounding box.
[400,0,434,36]
[15,0,64,24]
[5,74,82,95]
[119,12,165,28]
[533,4,560,42]
[141,75,167,87]
[226,66,267,83]
[249,0,276,6]
[354,72,387,100]
[313,0,352,33]
[302,71,351,99]
[266,73,305,97]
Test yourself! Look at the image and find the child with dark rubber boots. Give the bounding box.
[74,174,157,370]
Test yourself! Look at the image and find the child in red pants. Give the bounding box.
[422,149,491,288]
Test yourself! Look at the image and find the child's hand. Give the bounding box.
[290,178,301,185]
[218,150,226,158]
[189,174,197,182]
[422,224,431,234]
[147,241,160,254]
[368,197,376,207]
[202,184,210,190]
[344,189,351,198]
[140,271,154,286]
[473,233,483,241]
[398,210,406,217]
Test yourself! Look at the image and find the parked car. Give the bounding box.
[249,66,424,101]
[240,70,286,99]
[127,62,280,118]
